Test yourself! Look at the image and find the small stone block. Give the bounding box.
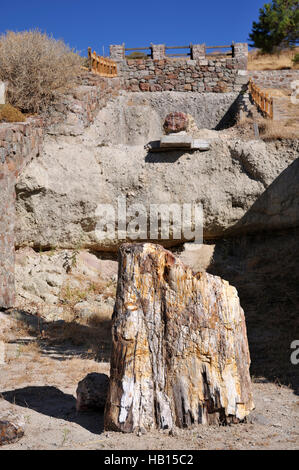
[160,134,192,148]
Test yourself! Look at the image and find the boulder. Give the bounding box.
[15,135,298,251]
[14,89,299,251]
[76,372,110,411]
[163,112,188,134]
[104,243,254,432]
[0,412,25,446]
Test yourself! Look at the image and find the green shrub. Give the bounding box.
[0,30,82,113]
[292,53,299,65]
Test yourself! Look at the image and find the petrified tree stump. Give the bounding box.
[104,243,254,432]
[0,413,25,446]
[163,112,188,134]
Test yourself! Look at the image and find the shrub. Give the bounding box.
[126,51,148,59]
[0,30,82,113]
[257,117,299,140]
[0,104,25,122]
[293,53,299,66]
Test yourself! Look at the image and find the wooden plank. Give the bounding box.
[125,47,150,51]
[206,45,232,49]
[165,45,190,49]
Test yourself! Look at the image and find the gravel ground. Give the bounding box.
[0,341,298,450]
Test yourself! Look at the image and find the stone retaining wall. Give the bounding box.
[116,58,248,93]
[110,43,248,93]
[46,73,123,135]
[249,70,299,90]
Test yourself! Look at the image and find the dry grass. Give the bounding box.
[248,47,299,70]
[0,29,82,113]
[260,88,290,97]
[236,114,299,141]
[257,116,299,140]
[59,275,115,306]
[0,103,25,122]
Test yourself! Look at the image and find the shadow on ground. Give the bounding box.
[207,159,299,394]
[6,309,112,362]
[207,227,299,395]
[1,385,104,434]
[145,148,188,163]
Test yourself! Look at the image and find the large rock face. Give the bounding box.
[104,243,254,432]
[15,132,298,251]
[14,91,298,251]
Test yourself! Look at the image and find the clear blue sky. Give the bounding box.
[0,0,266,56]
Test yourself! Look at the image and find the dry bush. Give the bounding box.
[0,30,82,113]
[0,103,25,122]
[236,114,299,141]
[257,117,299,140]
[248,47,299,70]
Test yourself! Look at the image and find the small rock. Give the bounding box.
[0,412,25,446]
[163,112,188,134]
[76,372,110,411]
[248,412,269,426]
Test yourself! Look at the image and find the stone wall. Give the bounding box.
[46,73,123,135]
[110,43,248,93]
[248,70,299,90]
[0,73,122,308]
[0,118,44,308]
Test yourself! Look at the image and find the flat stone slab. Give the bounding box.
[191,139,210,150]
[160,134,192,148]
[145,138,210,152]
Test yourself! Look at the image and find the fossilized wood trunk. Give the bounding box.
[104,243,254,432]
[0,413,25,446]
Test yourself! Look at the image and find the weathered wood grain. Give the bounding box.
[104,243,254,432]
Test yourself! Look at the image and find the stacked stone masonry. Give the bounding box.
[110,43,249,93]
[46,73,123,135]
[248,70,299,90]
[116,57,248,93]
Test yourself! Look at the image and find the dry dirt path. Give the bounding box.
[0,344,298,450]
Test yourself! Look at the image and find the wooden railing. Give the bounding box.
[124,43,235,59]
[248,78,273,119]
[88,47,117,77]
[205,44,235,58]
